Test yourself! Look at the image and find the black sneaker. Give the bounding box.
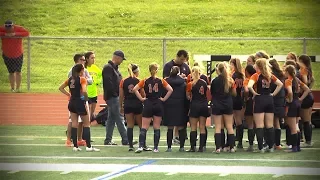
[186,148,196,152]
[128,147,134,152]
[104,141,117,145]
[143,146,152,151]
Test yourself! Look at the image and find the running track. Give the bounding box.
[1,93,320,125]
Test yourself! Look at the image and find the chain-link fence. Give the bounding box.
[0,37,319,92]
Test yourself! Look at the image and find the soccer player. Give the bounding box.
[211,62,237,153]
[248,58,283,153]
[133,63,173,153]
[84,51,102,122]
[59,64,99,152]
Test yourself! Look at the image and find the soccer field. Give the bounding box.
[0,126,319,180]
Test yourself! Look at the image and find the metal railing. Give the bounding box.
[0,36,319,91]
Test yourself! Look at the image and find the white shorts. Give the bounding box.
[68,101,90,123]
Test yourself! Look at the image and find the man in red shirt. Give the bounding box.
[0,20,30,92]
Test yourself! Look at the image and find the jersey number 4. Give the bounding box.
[148,83,159,93]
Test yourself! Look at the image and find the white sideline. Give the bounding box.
[0,163,320,176]
[1,156,320,163]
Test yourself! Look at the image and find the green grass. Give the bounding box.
[0,0,320,92]
[0,125,320,179]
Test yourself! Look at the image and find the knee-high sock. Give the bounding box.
[190,131,197,149]
[266,127,275,149]
[285,125,291,145]
[154,129,160,149]
[179,128,186,148]
[139,128,147,148]
[304,122,312,142]
[221,129,226,148]
[199,133,206,150]
[71,127,78,148]
[127,128,133,148]
[215,133,221,150]
[204,127,208,147]
[248,129,254,146]
[83,127,91,148]
[275,128,281,146]
[256,128,264,150]
[167,129,173,149]
[236,124,244,145]
[228,134,235,149]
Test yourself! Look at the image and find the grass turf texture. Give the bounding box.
[0,0,320,92]
[0,126,320,179]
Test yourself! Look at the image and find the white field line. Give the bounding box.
[0,163,320,176]
[1,156,320,163]
[0,143,318,150]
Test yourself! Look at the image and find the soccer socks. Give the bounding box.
[204,127,208,147]
[154,129,160,150]
[199,133,206,151]
[266,127,275,149]
[83,127,91,148]
[127,128,134,148]
[298,120,303,140]
[190,131,197,150]
[228,134,235,149]
[297,132,301,148]
[303,121,312,143]
[291,133,298,147]
[71,127,78,148]
[256,128,264,150]
[215,133,221,150]
[221,129,226,148]
[178,128,186,148]
[167,129,173,149]
[236,124,244,145]
[285,125,291,146]
[275,128,281,146]
[139,128,147,148]
[248,129,254,146]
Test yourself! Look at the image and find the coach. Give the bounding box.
[0,20,29,92]
[103,50,129,145]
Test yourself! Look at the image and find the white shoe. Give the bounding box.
[86,147,100,152]
[73,147,82,151]
[135,147,143,153]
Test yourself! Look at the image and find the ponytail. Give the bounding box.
[191,66,201,85]
[217,62,232,93]
[128,64,134,77]
[149,62,159,77]
[71,64,84,79]
[256,58,272,81]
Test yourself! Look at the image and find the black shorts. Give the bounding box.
[233,97,243,110]
[301,93,314,109]
[274,106,285,118]
[142,99,163,118]
[244,98,253,116]
[3,54,23,73]
[189,102,210,118]
[211,99,233,115]
[88,96,97,104]
[124,104,143,115]
[68,99,88,115]
[253,95,274,113]
[286,100,300,117]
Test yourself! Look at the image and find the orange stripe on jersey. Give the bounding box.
[80,77,87,86]
[186,82,192,92]
[250,73,260,83]
[300,66,308,76]
[137,79,145,88]
[285,78,292,88]
[243,78,249,87]
[162,79,169,87]
[271,74,278,82]
[187,74,192,83]
[119,79,124,88]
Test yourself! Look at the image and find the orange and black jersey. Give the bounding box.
[299,66,313,87]
[137,77,169,99]
[186,79,209,103]
[64,76,86,100]
[250,73,278,95]
[186,74,210,85]
[120,77,141,101]
[285,76,305,100]
[232,72,244,97]
[243,78,253,99]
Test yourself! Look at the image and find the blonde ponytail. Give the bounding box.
[191,66,201,85]
[256,58,272,80]
[217,62,233,93]
[128,64,134,77]
[149,62,159,77]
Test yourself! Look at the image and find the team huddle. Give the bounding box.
[59,50,314,154]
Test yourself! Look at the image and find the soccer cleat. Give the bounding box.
[275,145,282,150]
[198,148,203,152]
[135,147,143,153]
[186,148,196,152]
[153,149,159,153]
[179,148,185,152]
[246,145,254,152]
[104,141,117,145]
[297,146,301,152]
[304,142,313,147]
[286,145,292,149]
[77,140,87,146]
[86,146,100,152]
[173,137,180,144]
[236,143,243,149]
[214,149,221,154]
[73,147,82,151]
[266,147,274,153]
[11,88,15,93]
[291,146,298,152]
[143,146,152,151]
[223,147,230,152]
[128,147,134,152]
[230,148,236,153]
[259,148,265,153]
[165,148,172,152]
[65,140,72,147]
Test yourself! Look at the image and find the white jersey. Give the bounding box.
[67,67,93,85]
